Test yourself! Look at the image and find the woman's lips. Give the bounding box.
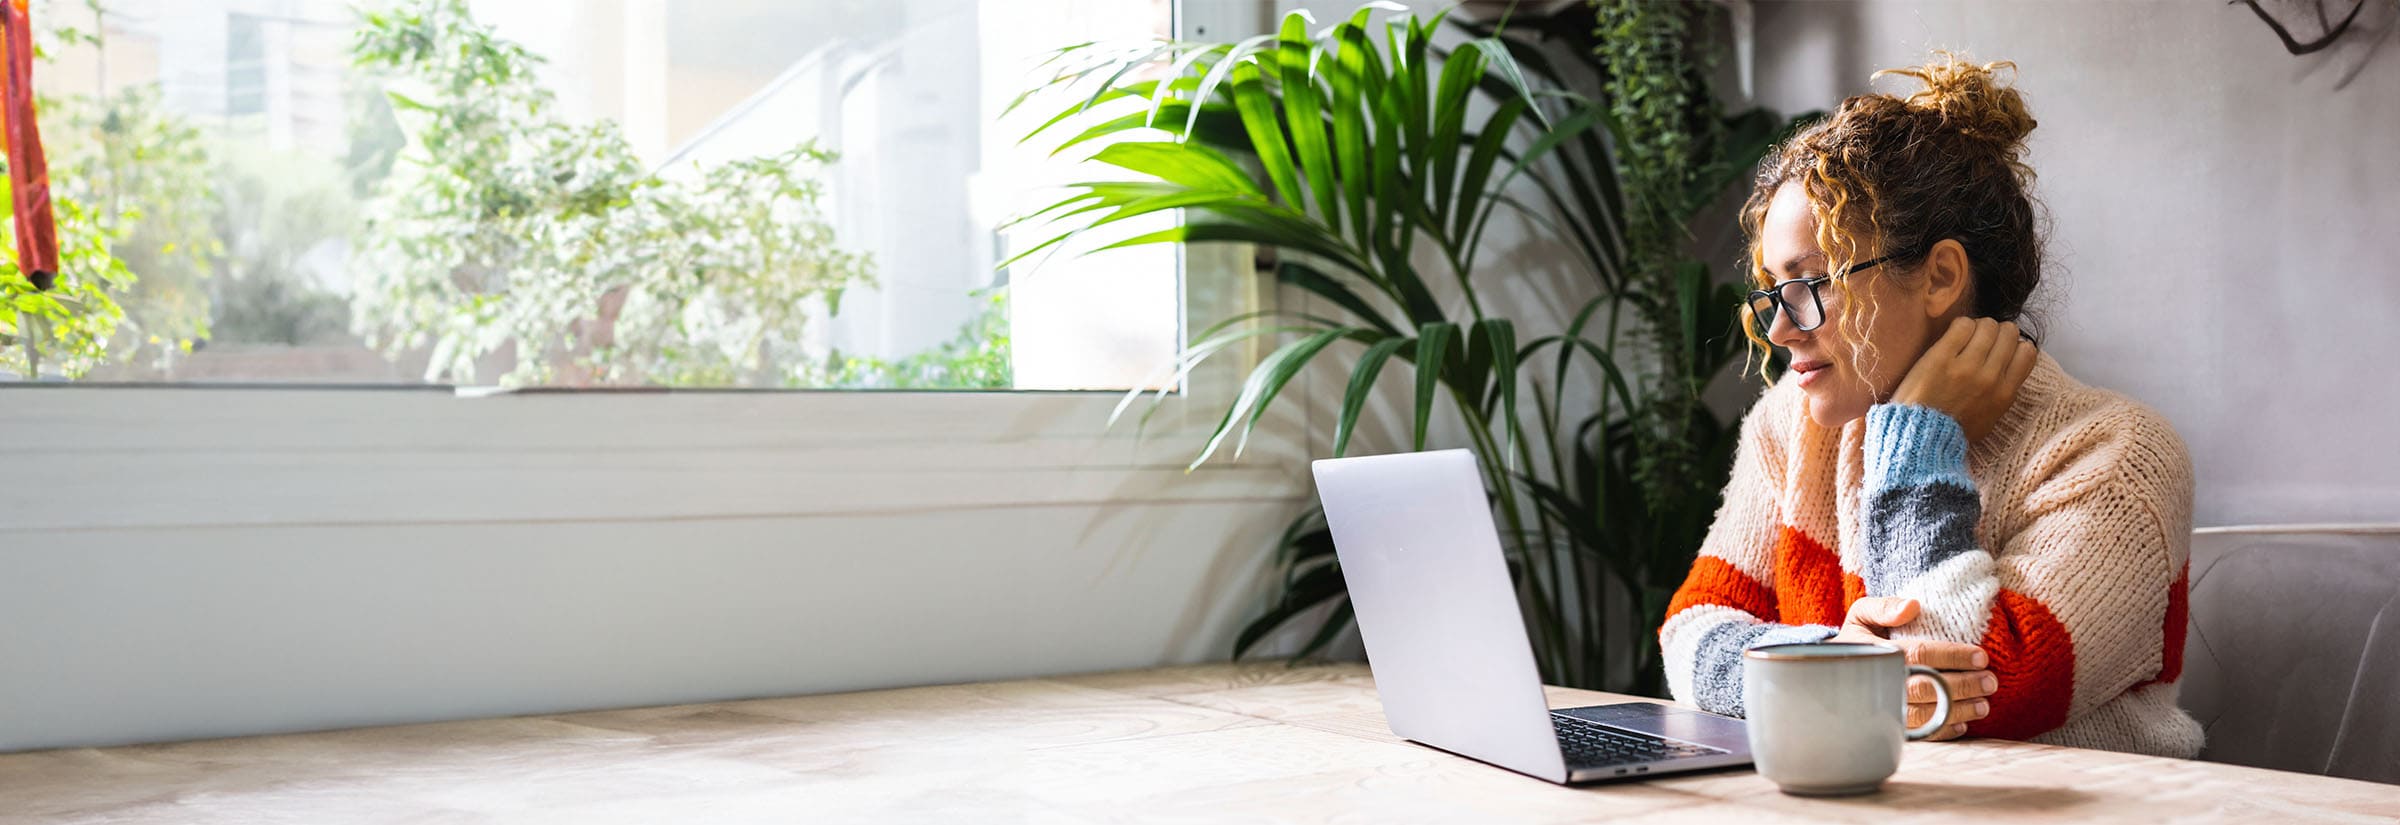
[1792,359,1830,388]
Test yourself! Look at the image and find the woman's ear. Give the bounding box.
[1920,238,1974,318]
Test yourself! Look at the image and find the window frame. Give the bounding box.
[0,1,1309,529]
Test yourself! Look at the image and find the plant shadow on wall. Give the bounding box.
[1011,1,1813,694]
[2234,0,2399,87]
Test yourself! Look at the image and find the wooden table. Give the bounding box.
[3,662,2394,823]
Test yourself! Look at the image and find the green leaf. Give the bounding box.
[1235,326,1361,461]
[1367,66,1406,259]
[1460,318,1498,414]
[1328,22,1374,255]
[1341,1,1409,31]
[1277,14,1340,233]
[1090,141,1264,195]
[384,89,434,112]
[1029,40,1102,75]
[1021,81,1154,144]
[1402,16,1435,177]
[1146,44,1232,127]
[1679,260,1706,379]
[1277,259,1399,336]
[1053,97,1241,156]
[1464,102,1608,276]
[1466,37,1550,129]
[1450,97,1526,244]
[1109,321,1330,427]
[1410,321,1457,451]
[1185,33,1279,137]
[1077,190,1272,236]
[1192,326,1360,469]
[1546,294,1620,427]
[997,181,1179,231]
[998,83,1046,122]
[1490,183,1616,290]
[1293,598,1355,662]
[1563,336,1641,423]
[1272,506,1332,571]
[1087,210,1371,281]
[1480,318,1520,468]
[1334,335,1408,457]
[1228,62,1305,211]
[1427,42,1485,231]
[1044,42,1170,98]
[1078,42,1177,115]
[1233,561,1347,660]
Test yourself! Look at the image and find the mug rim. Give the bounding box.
[1742,641,1905,661]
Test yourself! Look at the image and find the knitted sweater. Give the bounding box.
[1660,350,2205,758]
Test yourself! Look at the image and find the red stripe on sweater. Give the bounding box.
[1772,525,1848,627]
[1661,555,1775,638]
[2135,562,2191,689]
[1967,588,2075,740]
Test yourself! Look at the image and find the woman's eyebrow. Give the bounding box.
[1780,252,1826,273]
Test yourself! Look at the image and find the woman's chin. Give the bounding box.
[1803,392,1869,430]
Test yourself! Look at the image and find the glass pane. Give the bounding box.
[9,0,1177,390]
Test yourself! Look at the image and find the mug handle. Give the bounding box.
[1903,664,1954,741]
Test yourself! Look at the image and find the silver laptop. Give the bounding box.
[1312,448,1754,784]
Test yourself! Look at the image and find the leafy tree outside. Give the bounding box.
[348,0,876,387]
[9,0,1011,389]
[823,290,1013,390]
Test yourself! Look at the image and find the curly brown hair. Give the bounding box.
[1737,52,2047,381]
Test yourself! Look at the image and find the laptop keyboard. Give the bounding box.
[1551,713,1728,768]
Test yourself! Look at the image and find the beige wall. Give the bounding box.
[1748,0,2400,526]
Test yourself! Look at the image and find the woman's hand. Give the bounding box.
[1890,317,2040,444]
[1829,596,1996,741]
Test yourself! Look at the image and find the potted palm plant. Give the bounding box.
[1010,2,1803,694]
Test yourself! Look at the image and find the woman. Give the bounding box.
[1658,54,2204,758]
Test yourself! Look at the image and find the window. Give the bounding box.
[15,0,1179,391]
[223,14,266,117]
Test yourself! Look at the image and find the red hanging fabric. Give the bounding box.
[0,0,59,292]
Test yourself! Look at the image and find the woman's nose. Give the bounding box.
[1765,304,1809,348]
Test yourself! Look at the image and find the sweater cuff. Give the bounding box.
[1747,624,1839,649]
[1864,403,1972,493]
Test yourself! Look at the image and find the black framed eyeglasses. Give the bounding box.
[1743,251,1910,338]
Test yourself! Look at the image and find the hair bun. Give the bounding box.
[1872,53,2037,155]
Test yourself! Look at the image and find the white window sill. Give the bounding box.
[0,384,1309,532]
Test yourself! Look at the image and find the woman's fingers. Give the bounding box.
[1843,596,1920,632]
[1908,670,1997,703]
[1956,318,2001,373]
[1926,315,1976,363]
[1906,698,1991,731]
[1978,321,2021,375]
[1900,639,1988,671]
[2006,338,2039,386]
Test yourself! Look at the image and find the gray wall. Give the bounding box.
[1747,1,2399,526]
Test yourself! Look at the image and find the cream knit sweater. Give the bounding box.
[1660,350,2205,758]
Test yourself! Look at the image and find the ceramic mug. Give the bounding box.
[1741,642,1952,796]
